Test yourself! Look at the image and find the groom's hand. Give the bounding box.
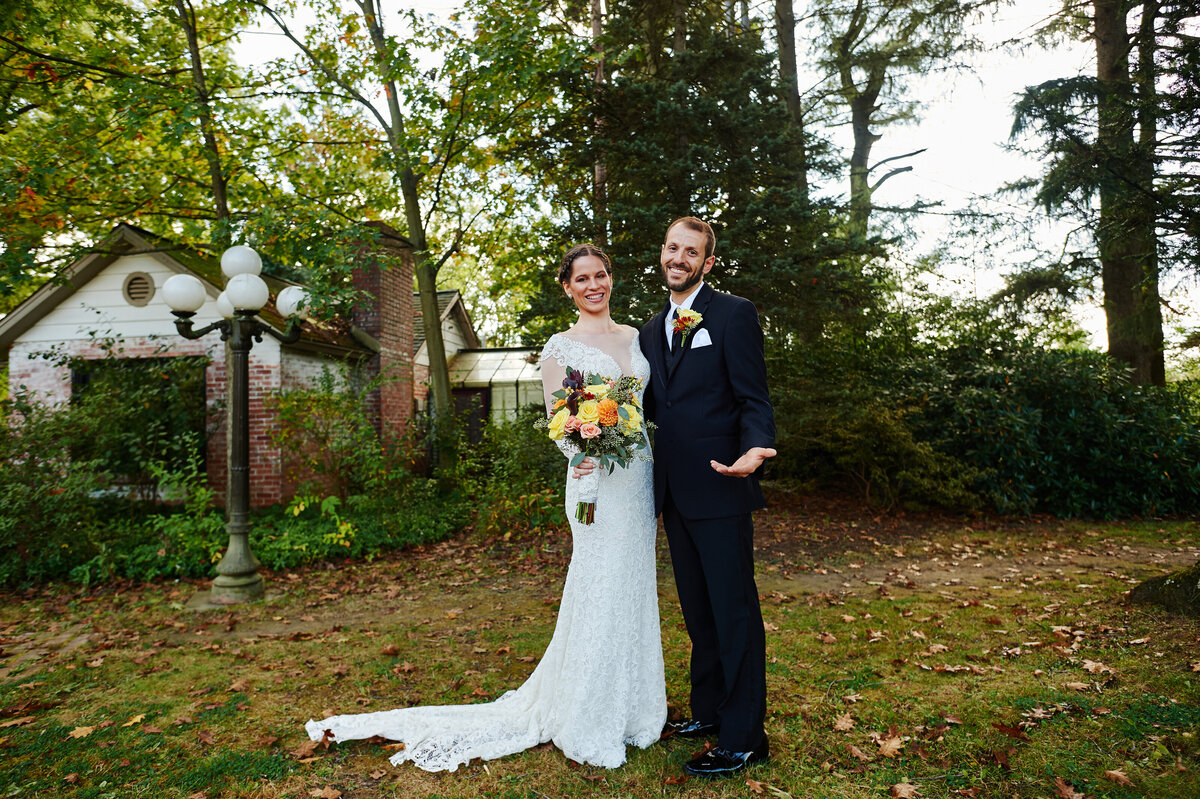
[710,447,777,478]
[571,457,595,480]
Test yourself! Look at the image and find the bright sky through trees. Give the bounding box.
[230,1,1196,354]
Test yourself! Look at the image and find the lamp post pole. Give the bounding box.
[164,247,307,604]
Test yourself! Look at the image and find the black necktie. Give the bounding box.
[670,308,682,354]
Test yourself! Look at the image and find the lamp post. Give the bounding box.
[162,246,309,604]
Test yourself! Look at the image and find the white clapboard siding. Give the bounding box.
[13,252,283,368]
[14,254,225,345]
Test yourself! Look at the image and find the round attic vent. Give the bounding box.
[123,272,155,307]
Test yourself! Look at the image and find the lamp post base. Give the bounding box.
[209,573,265,604]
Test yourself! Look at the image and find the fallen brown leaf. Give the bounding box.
[875,734,904,758]
[121,714,146,728]
[229,678,250,692]
[141,725,163,734]
[663,774,689,785]
[833,713,855,732]
[369,769,386,779]
[1064,682,1090,691]
[380,644,400,656]
[890,783,920,798]
[67,725,95,739]
[848,744,872,762]
[1,717,36,729]
[290,739,320,759]
[746,777,765,793]
[308,788,342,799]
[1082,660,1112,675]
[817,632,837,644]
[992,722,1031,742]
[1102,769,1133,786]
[63,773,78,784]
[1053,776,1085,799]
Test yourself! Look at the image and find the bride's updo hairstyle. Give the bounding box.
[558,243,612,284]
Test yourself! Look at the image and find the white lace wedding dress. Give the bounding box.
[304,332,666,771]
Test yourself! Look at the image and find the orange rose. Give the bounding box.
[597,398,619,426]
[579,422,601,439]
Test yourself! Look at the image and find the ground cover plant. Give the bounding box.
[0,489,1197,798]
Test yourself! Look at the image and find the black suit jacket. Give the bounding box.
[639,284,775,520]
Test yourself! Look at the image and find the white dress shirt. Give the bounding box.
[665,281,705,351]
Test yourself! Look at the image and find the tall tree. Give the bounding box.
[1011,0,1199,385]
[809,0,991,239]
[251,0,573,425]
[0,0,379,299]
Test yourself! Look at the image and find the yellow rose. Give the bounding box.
[585,383,609,400]
[619,404,642,434]
[547,408,570,440]
[577,399,600,424]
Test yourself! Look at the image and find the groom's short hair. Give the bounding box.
[667,216,715,261]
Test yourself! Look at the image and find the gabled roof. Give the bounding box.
[0,223,372,357]
[413,289,480,354]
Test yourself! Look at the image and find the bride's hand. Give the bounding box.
[572,457,595,479]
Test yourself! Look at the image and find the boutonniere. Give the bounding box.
[673,309,703,346]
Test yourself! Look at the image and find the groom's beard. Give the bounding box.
[662,265,703,294]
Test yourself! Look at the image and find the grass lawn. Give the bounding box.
[1,488,1198,798]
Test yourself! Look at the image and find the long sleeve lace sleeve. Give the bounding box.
[539,336,580,461]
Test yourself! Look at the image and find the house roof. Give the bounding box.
[448,347,541,387]
[0,223,373,358]
[414,289,480,354]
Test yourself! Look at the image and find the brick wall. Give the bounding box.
[6,334,291,509]
[351,233,416,435]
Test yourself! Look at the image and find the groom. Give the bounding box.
[642,217,775,777]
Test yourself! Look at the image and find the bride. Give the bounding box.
[304,243,667,771]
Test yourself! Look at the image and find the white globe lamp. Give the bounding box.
[225,273,270,312]
[275,286,309,318]
[215,291,236,319]
[220,245,263,278]
[162,274,207,313]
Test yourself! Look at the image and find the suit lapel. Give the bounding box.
[648,301,671,392]
[666,284,714,383]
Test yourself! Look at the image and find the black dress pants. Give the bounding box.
[662,485,766,751]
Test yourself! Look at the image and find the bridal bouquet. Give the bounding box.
[537,367,650,525]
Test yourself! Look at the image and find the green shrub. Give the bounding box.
[890,348,1200,517]
[465,404,566,537]
[803,401,981,511]
[0,393,110,585]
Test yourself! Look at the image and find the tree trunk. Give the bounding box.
[672,0,691,209]
[1094,0,1164,385]
[774,0,809,205]
[1128,560,1200,616]
[846,70,883,240]
[592,0,607,246]
[171,0,230,248]
[359,0,453,425]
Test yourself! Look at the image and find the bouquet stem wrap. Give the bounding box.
[574,466,599,525]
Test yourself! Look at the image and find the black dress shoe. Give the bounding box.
[684,737,770,778]
[662,718,720,738]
